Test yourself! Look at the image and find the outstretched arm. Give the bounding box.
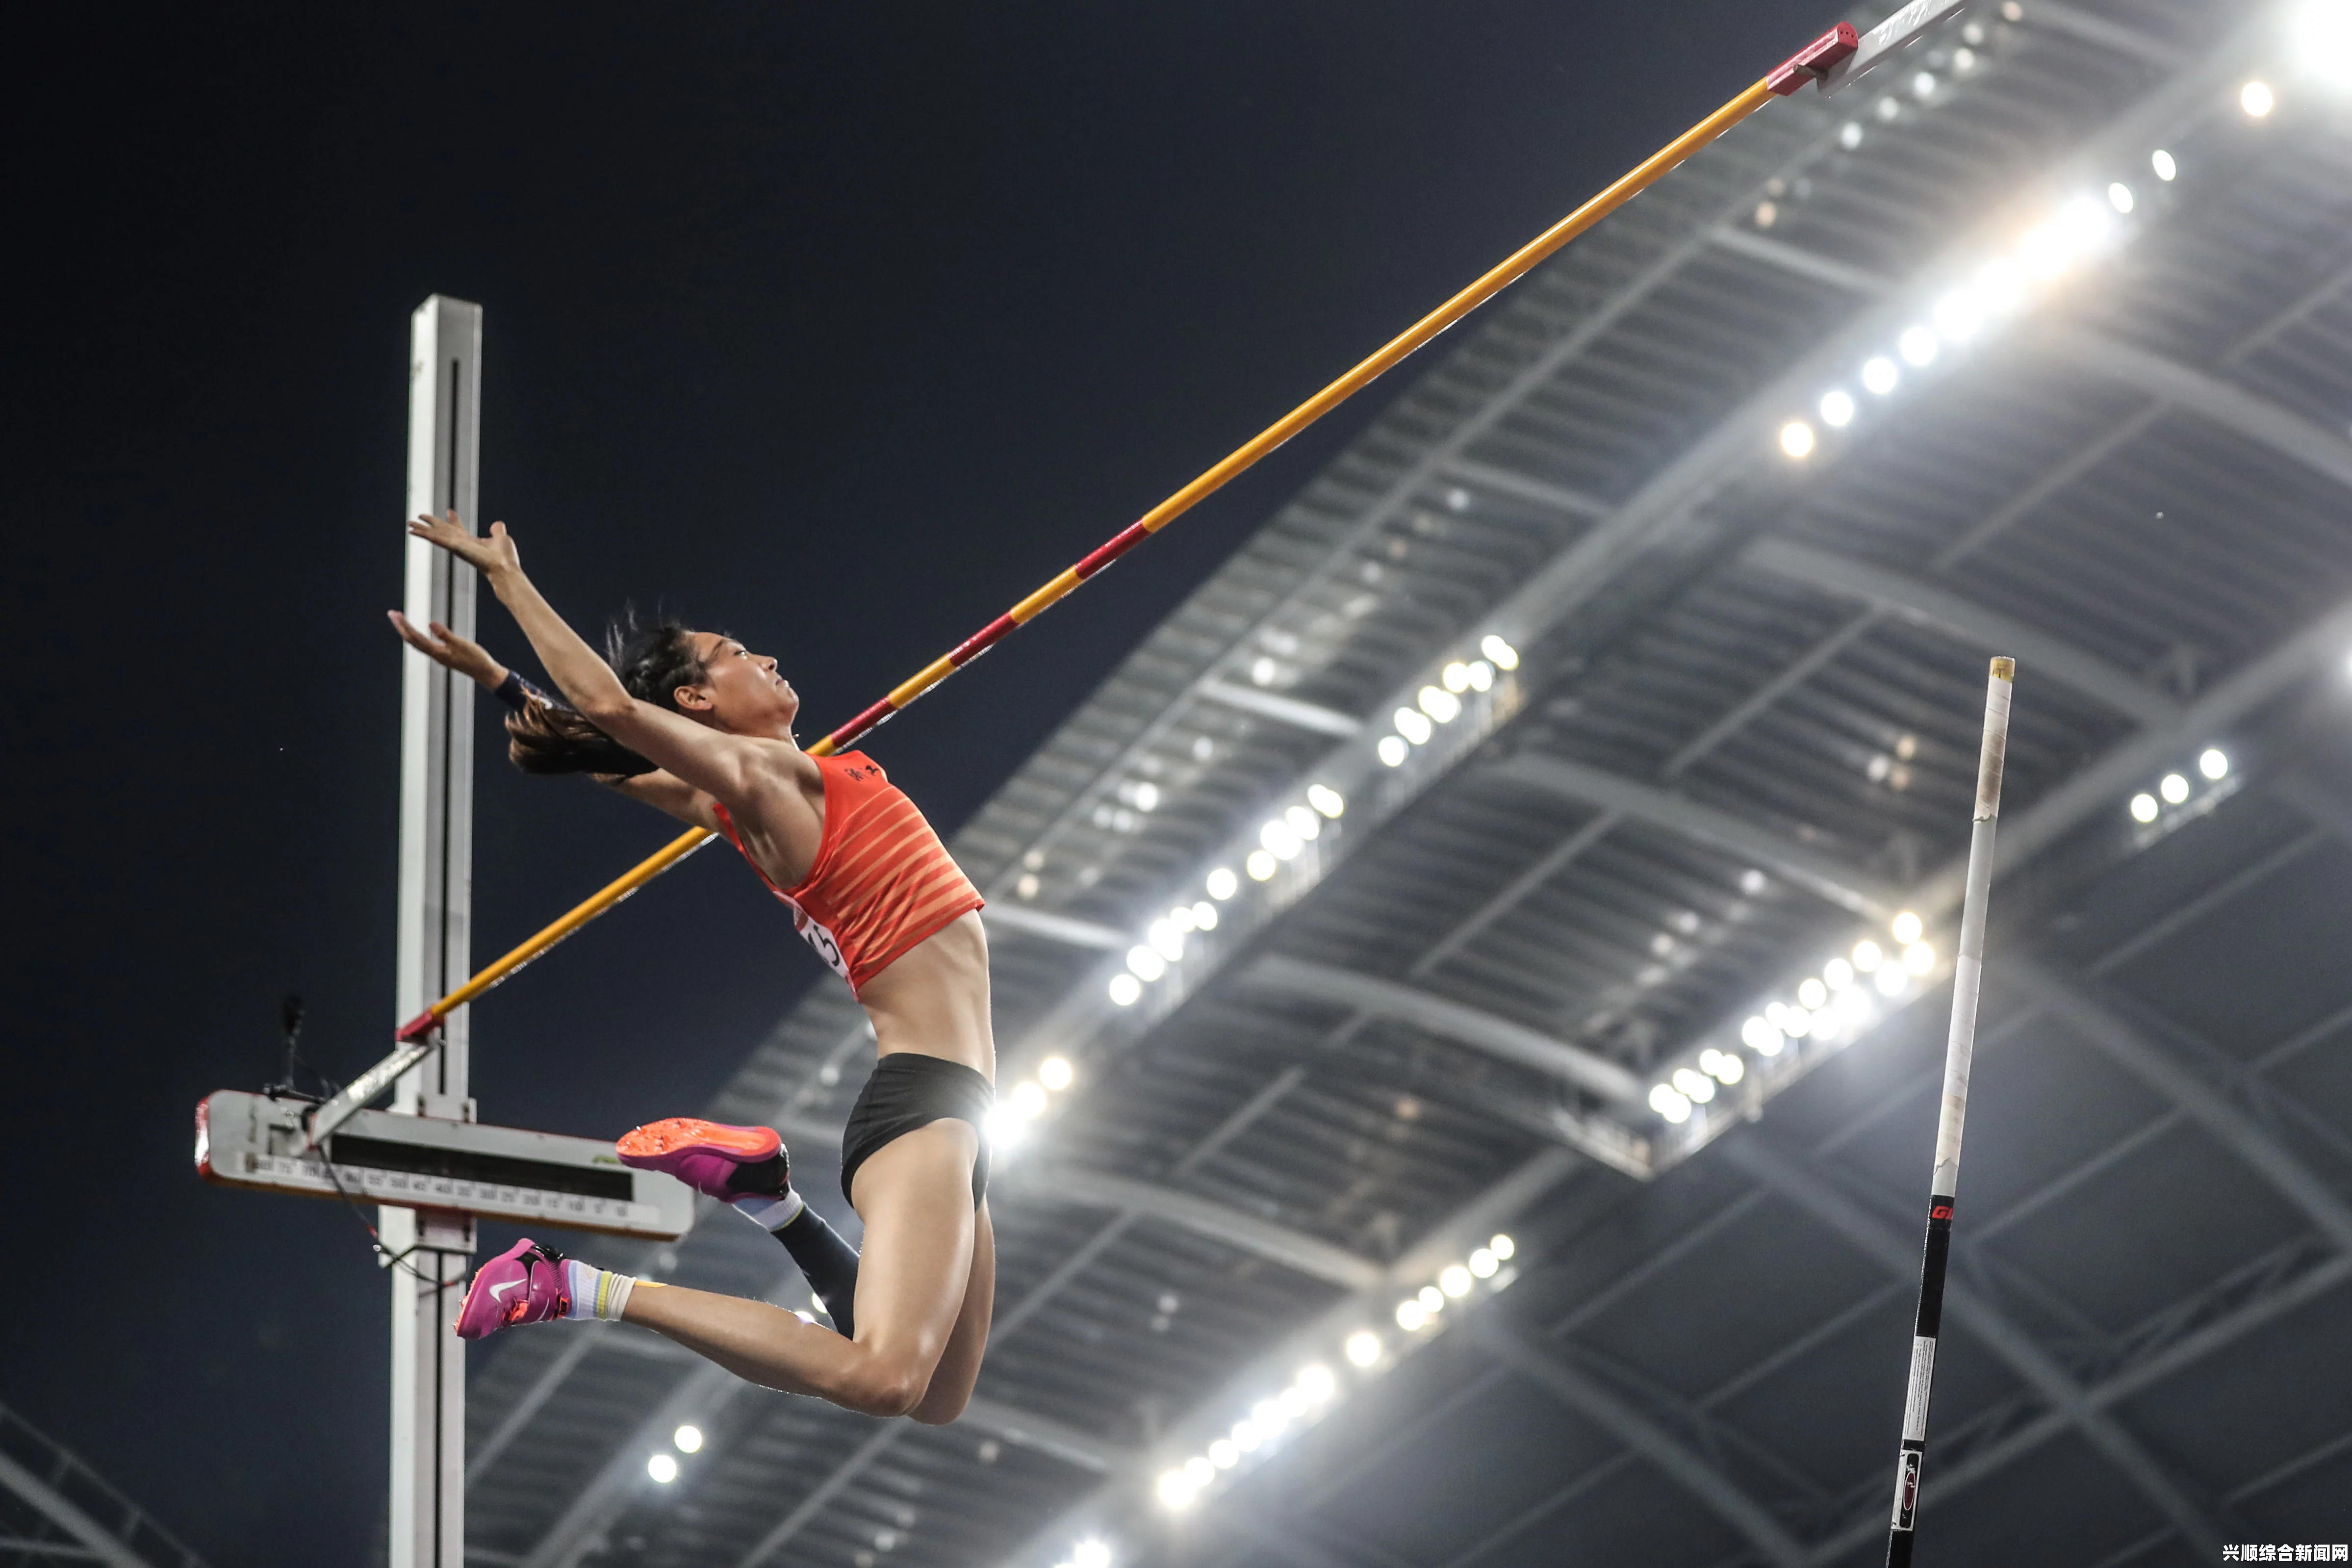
[388,594,717,830]
[405,513,789,809]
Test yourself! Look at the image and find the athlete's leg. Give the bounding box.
[908,1200,993,1425]
[621,1119,976,1418]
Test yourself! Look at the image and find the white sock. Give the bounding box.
[732,1187,805,1232]
[561,1259,639,1322]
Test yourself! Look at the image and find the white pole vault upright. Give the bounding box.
[1883,656,2014,1567]
[388,294,484,1568]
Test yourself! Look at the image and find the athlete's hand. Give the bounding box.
[387,609,508,689]
[406,510,521,580]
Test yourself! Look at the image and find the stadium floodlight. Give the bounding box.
[1820,388,1856,427]
[1780,420,1817,458]
[2242,79,2275,116]
[647,1453,679,1484]
[2199,747,2229,779]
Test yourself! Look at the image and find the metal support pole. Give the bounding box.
[386,294,483,1568]
[1884,657,2013,1567]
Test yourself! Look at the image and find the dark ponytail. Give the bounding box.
[504,610,714,777]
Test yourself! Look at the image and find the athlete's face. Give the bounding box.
[680,632,800,738]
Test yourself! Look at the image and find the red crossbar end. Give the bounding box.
[1767,23,1859,95]
[395,1009,441,1043]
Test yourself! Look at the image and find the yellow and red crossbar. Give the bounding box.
[392,23,1873,1046]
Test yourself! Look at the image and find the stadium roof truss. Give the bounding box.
[465,3,2352,1565]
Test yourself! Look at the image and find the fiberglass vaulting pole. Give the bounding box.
[1884,657,2014,1567]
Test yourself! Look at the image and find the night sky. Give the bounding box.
[13,2,1834,1558]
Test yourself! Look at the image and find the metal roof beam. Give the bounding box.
[960,1397,1134,1474]
[1011,1161,1384,1290]
[2009,961,2352,1253]
[2051,329,2352,494]
[1744,539,2183,728]
[1705,226,1893,295]
[0,1452,166,1568]
[1470,1321,1807,1568]
[1489,752,1901,918]
[1245,954,1645,1105]
[984,904,1130,951]
[1723,1133,2244,1558]
[1437,458,1613,520]
[1198,679,1366,738]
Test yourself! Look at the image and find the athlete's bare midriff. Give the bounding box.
[855,910,994,1080]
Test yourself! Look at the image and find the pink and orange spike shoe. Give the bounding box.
[616,1117,787,1201]
[454,1238,571,1340]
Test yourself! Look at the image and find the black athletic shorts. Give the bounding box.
[838,1053,994,1209]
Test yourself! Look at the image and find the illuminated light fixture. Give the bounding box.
[2293,1,2352,88]
[1395,1299,1428,1331]
[1131,781,1160,812]
[1251,656,1278,686]
[1246,850,1278,881]
[1157,1471,1196,1509]
[1672,1067,1716,1104]
[1480,634,1520,670]
[1797,977,1829,1010]
[2129,792,2160,823]
[2241,80,2275,116]
[1699,1049,1743,1085]
[1931,290,1984,341]
[1875,965,1909,996]
[1205,867,1239,900]
[1170,905,1198,933]
[1378,735,1410,768]
[1862,357,1900,395]
[1650,1083,1694,1121]
[1903,942,1936,975]
[1418,686,1462,723]
[1108,973,1142,1006]
[1074,1542,1111,1568]
[1780,421,1817,459]
[1276,1387,1308,1419]
[1891,911,1924,945]
[1394,707,1433,745]
[2159,772,2191,805]
[1469,1247,1499,1278]
[1192,900,1219,930]
[1875,94,1900,122]
[1466,659,1495,692]
[1442,661,1473,694]
[1976,258,2026,314]
[2107,181,2134,214]
[1345,1331,1382,1366]
[1741,1016,1785,1055]
[1840,120,1865,150]
[1232,1420,1262,1453]
[1296,1363,1336,1402]
[1782,1006,1813,1039]
[1490,1234,1515,1260]
[673,1424,704,1453]
[1009,1081,1049,1119]
[1261,820,1303,860]
[1912,69,1936,99]
[1252,1398,1287,1435]
[1126,947,1166,981]
[2151,148,2177,180]
[1954,45,1977,72]
[1417,1285,1446,1313]
[1184,1456,1215,1487]
[1820,389,1856,428]
[1439,1265,1473,1298]
[1148,921,1185,962]
[1209,1439,1239,1469]
[1853,939,1885,973]
[1285,805,1322,841]
[2199,748,2229,780]
[647,1452,679,1484]
[1824,957,1855,990]
[1307,784,1346,817]
[1898,326,1939,367]
[1040,1055,1074,1091]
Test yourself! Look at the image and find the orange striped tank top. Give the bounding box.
[710,751,984,995]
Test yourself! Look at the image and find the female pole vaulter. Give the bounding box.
[396,511,993,1425]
